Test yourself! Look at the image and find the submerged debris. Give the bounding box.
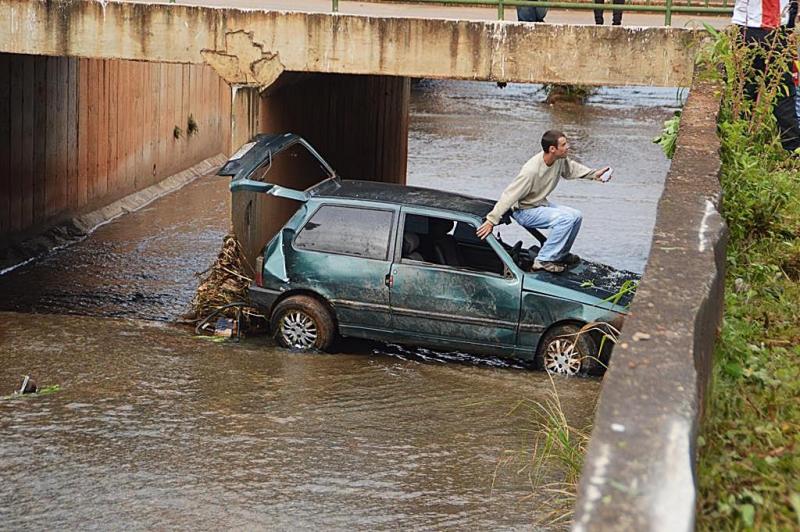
[2,378,61,401]
[543,83,595,104]
[186,234,264,330]
[17,375,37,395]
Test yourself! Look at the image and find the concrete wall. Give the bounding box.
[0,0,702,88]
[0,53,231,250]
[573,77,726,532]
[233,73,411,264]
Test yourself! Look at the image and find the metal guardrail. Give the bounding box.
[329,0,733,26]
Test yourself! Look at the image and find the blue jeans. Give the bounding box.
[512,202,583,262]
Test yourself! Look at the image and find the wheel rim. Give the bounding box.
[544,337,582,376]
[279,311,318,349]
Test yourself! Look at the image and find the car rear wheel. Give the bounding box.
[271,295,336,351]
[536,323,598,376]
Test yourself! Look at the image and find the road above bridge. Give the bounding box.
[129,0,730,27]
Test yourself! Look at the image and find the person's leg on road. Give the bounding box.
[775,93,800,151]
[593,0,605,24]
[517,6,546,22]
[512,203,583,263]
[612,0,623,25]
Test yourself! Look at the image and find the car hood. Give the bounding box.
[522,260,640,311]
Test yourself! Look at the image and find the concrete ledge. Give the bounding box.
[0,154,227,275]
[0,0,702,87]
[573,77,726,531]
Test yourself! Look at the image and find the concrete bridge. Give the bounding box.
[0,2,727,530]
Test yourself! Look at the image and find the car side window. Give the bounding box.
[401,214,504,275]
[295,205,393,260]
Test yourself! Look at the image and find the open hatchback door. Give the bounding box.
[221,133,339,200]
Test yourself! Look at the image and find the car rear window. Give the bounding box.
[294,205,393,260]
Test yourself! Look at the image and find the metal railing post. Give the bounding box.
[665,0,673,25]
[498,0,505,20]
[332,0,339,13]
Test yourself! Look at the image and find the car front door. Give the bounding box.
[388,210,522,355]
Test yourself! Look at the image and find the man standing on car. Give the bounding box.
[476,130,610,273]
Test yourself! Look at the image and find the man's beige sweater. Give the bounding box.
[485,152,596,225]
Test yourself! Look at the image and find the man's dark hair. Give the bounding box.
[541,130,565,152]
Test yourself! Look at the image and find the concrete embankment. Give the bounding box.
[573,77,726,531]
[0,154,226,275]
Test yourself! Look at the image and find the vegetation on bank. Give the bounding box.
[542,84,595,104]
[690,25,800,530]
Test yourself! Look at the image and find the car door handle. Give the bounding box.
[384,273,394,288]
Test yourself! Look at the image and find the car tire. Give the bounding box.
[271,295,336,351]
[536,323,598,376]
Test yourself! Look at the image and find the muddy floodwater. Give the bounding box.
[0,81,677,529]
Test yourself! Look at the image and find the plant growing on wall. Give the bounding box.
[653,111,681,159]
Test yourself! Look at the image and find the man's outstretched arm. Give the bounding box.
[563,158,610,181]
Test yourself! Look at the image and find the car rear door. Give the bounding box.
[286,202,398,336]
[388,209,523,354]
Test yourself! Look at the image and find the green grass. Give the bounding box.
[693,25,800,531]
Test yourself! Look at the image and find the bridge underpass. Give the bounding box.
[0,2,727,530]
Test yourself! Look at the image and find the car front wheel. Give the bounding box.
[271,295,336,351]
[536,323,598,376]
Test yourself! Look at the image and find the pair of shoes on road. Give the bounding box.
[532,253,581,273]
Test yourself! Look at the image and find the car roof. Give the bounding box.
[312,179,498,220]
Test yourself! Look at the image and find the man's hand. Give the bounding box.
[476,221,494,240]
[593,166,611,182]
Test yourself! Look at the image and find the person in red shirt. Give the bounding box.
[732,0,800,151]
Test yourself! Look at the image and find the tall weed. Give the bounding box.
[498,378,592,527]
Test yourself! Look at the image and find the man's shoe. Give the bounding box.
[561,253,581,265]
[532,259,566,273]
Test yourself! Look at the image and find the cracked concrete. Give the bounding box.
[201,30,285,88]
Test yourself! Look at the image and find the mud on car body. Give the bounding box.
[224,134,638,375]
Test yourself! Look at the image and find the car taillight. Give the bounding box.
[255,256,264,286]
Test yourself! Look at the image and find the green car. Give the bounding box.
[224,134,638,375]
